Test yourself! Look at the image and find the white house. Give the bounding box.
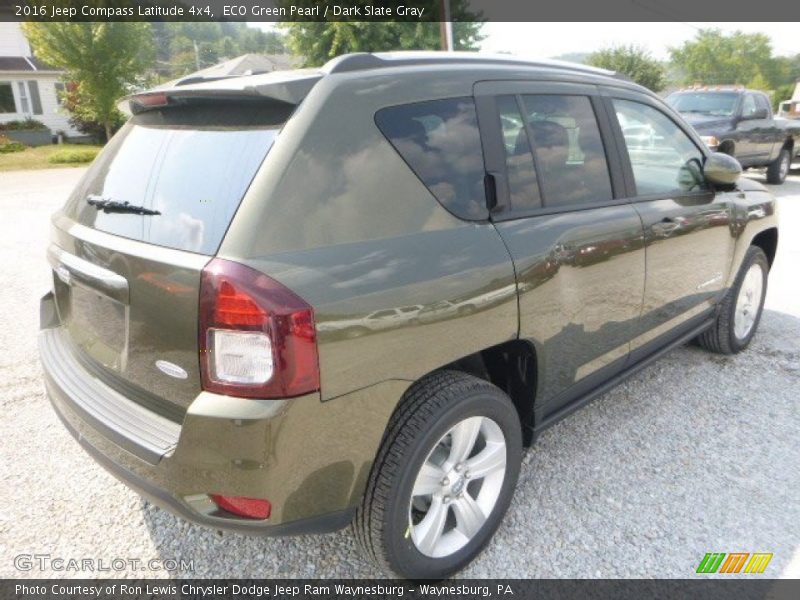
[0,22,79,137]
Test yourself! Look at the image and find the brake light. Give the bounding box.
[134,92,169,107]
[210,495,271,520]
[199,258,319,398]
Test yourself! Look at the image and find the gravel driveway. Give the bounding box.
[0,167,798,579]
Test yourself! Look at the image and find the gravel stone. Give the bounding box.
[0,167,798,579]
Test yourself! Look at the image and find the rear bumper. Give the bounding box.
[48,390,354,535]
[38,292,402,535]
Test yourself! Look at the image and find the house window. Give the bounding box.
[54,82,65,106]
[17,81,30,114]
[0,83,15,113]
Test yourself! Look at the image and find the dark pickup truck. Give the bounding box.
[667,88,800,184]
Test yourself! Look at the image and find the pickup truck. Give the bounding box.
[666,88,800,184]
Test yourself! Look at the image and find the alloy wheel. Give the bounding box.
[408,416,507,558]
[734,263,764,340]
[780,153,790,180]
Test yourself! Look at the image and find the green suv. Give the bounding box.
[39,52,778,579]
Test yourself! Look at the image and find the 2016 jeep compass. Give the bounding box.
[39,52,778,580]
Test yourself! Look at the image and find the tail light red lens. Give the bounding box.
[210,495,271,520]
[199,258,320,398]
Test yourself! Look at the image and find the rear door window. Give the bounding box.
[375,97,488,220]
[496,95,542,211]
[520,95,613,208]
[66,102,286,255]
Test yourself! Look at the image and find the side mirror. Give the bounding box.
[704,152,742,187]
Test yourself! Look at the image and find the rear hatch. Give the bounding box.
[48,92,301,417]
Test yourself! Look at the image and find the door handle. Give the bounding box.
[651,217,682,235]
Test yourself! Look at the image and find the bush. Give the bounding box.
[48,147,100,164]
[0,118,48,131]
[61,82,126,143]
[0,134,26,153]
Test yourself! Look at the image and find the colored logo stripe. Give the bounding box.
[744,553,773,574]
[697,553,726,573]
[719,553,749,573]
[696,552,773,574]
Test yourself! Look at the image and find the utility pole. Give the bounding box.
[439,0,454,51]
[193,40,201,70]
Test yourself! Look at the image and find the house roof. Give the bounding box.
[170,53,295,84]
[0,56,59,72]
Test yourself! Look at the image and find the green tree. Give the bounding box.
[746,71,771,92]
[150,24,287,80]
[239,27,286,54]
[669,29,776,87]
[586,45,666,91]
[772,82,796,112]
[23,22,153,141]
[280,2,484,68]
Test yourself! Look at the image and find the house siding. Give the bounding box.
[0,23,80,137]
[0,23,31,56]
[0,74,79,136]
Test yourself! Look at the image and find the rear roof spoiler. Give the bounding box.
[121,69,323,115]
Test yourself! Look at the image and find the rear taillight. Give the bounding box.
[199,258,319,398]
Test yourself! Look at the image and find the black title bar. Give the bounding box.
[5,580,800,600]
[2,0,800,22]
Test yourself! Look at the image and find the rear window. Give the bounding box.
[666,92,739,117]
[65,101,288,255]
[375,97,488,220]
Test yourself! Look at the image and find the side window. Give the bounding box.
[520,95,613,208]
[613,99,706,196]
[755,94,770,115]
[375,97,487,220]
[741,94,757,118]
[369,309,397,319]
[496,95,541,211]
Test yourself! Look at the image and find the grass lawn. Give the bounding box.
[0,144,103,172]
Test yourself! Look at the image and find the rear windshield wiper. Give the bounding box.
[87,195,161,216]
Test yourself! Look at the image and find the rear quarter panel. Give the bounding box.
[219,68,521,401]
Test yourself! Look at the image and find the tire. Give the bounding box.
[354,370,522,580]
[766,146,791,184]
[696,246,768,354]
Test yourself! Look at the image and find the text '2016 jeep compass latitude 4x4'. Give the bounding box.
[39,52,778,579]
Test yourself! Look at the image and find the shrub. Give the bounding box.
[61,82,126,143]
[0,118,48,131]
[0,134,26,153]
[48,147,99,164]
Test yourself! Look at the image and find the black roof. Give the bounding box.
[0,56,58,72]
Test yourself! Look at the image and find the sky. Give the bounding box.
[254,22,798,60]
[479,22,799,60]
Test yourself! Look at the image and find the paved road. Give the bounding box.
[0,167,798,578]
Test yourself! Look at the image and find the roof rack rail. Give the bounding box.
[322,51,618,79]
